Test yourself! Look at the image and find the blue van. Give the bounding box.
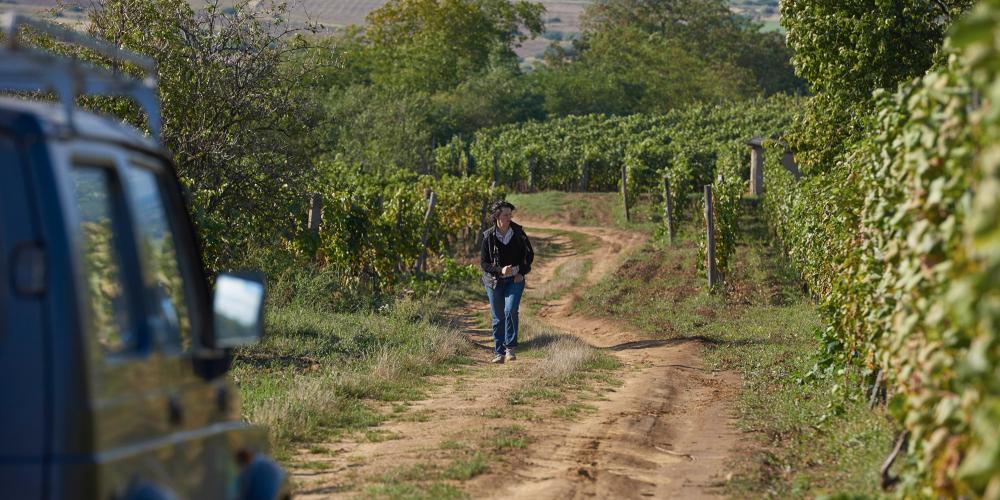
[0,13,287,499]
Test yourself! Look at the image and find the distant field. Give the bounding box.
[0,0,781,60]
[245,0,782,58]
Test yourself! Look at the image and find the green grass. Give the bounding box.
[439,440,468,450]
[441,452,488,480]
[295,460,334,471]
[527,227,601,257]
[366,481,467,500]
[576,203,895,498]
[233,283,478,459]
[508,191,661,231]
[553,402,598,419]
[577,239,714,337]
[492,425,533,450]
[504,322,623,407]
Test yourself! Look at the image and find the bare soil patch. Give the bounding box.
[290,215,741,499]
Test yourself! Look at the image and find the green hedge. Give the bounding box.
[761,5,1000,494]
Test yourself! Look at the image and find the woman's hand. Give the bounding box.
[501,265,513,277]
[514,273,524,283]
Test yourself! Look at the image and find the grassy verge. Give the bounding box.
[508,191,661,231]
[233,279,482,461]
[577,204,896,497]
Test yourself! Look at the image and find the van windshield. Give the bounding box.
[122,161,193,353]
[70,166,135,353]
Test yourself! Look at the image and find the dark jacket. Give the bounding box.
[481,222,534,278]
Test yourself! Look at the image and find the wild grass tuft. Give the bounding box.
[365,482,467,500]
[441,452,487,480]
[504,323,622,408]
[531,258,593,303]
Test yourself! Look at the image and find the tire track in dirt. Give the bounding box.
[479,219,741,499]
[290,217,740,499]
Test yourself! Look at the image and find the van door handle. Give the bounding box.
[168,395,183,425]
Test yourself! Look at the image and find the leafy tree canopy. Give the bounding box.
[531,26,756,116]
[781,0,973,103]
[86,0,321,269]
[780,0,974,175]
[580,0,805,96]
[364,0,544,93]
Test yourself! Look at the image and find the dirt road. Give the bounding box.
[293,219,741,499]
[485,220,740,499]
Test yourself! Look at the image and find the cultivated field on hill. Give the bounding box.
[0,0,781,60]
[190,0,780,58]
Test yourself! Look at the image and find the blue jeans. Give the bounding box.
[485,277,525,356]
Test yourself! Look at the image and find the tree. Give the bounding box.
[580,0,805,95]
[582,0,748,61]
[780,0,974,174]
[781,0,973,103]
[320,85,435,172]
[429,66,545,138]
[530,25,756,117]
[87,0,322,269]
[364,0,544,93]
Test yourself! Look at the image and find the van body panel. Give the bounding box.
[1,41,285,497]
[0,116,47,499]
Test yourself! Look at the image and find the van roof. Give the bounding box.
[0,96,162,154]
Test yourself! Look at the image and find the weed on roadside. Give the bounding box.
[439,440,467,450]
[553,402,598,419]
[442,452,488,480]
[491,425,533,450]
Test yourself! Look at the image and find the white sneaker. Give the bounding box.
[505,348,516,361]
[491,354,505,364]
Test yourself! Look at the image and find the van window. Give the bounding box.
[70,166,135,352]
[122,162,193,352]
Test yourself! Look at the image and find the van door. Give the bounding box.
[58,140,245,499]
[118,154,239,498]
[0,130,46,499]
[57,144,181,498]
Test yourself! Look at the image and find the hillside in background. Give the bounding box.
[255,0,781,59]
[0,0,782,61]
[224,0,782,60]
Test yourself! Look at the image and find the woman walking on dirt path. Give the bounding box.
[481,200,534,364]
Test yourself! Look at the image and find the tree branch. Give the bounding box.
[932,0,951,18]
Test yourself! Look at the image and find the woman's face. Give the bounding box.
[496,208,512,228]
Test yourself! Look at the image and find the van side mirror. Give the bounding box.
[212,272,265,349]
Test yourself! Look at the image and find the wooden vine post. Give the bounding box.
[663,177,675,244]
[475,199,489,248]
[465,147,474,177]
[621,165,631,223]
[528,157,536,191]
[491,152,499,189]
[580,158,589,192]
[307,193,322,236]
[748,137,764,197]
[704,185,718,288]
[782,149,802,180]
[415,191,437,274]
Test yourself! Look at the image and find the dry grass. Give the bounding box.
[532,258,592,301]
[527,334,595,380]
[235,295,473,459]
[507,322,621,408]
